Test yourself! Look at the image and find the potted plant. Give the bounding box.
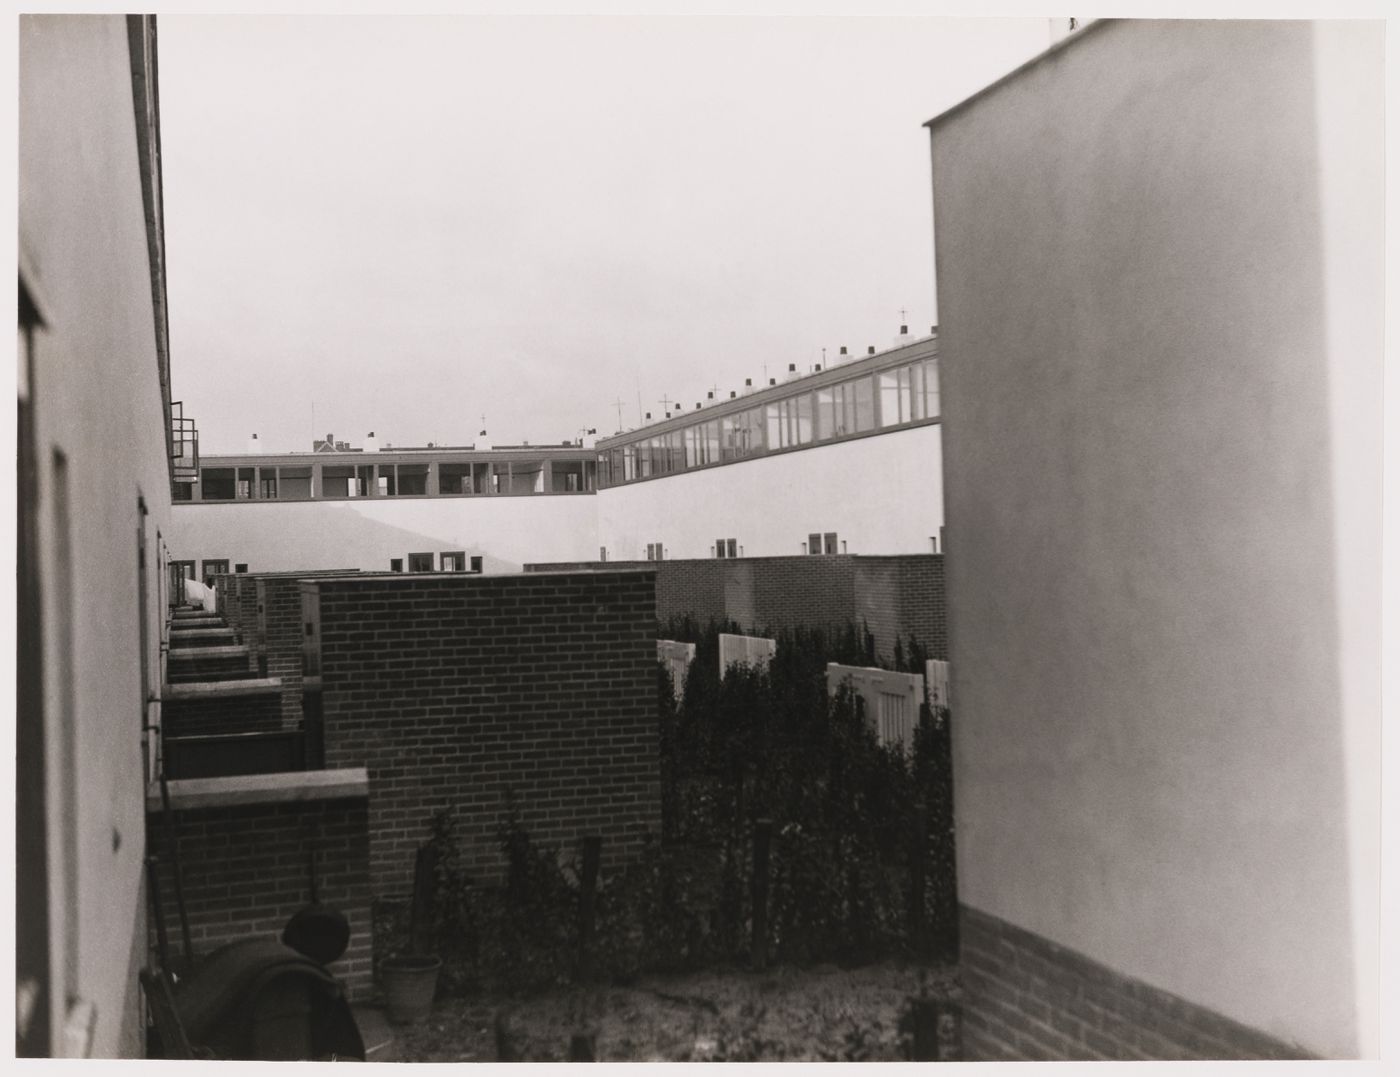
[379,838,444,1024]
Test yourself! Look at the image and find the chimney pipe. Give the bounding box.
[868,346,876,355]
[364,431,379,453]
[247,433,261,454]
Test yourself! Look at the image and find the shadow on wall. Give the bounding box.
[176,502,522,574]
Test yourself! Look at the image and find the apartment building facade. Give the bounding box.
[167,333,944,572]
[18,14,188,1057]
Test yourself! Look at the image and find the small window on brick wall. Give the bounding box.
[407,552,433,572]
[646,542,664,561]
[807,532,839,555]
[441,551,465,572]
[714,538,737,559]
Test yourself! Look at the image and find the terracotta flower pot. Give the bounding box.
[380,954,442,1024]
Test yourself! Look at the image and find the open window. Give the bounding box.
[396,464,428,496]
[439,463,472,495]
[321,465,354,498]
[200,467,235,500]
[441,551,466,572]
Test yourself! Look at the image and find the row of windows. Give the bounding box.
[180,458,596,502]
[597,357,938,487]
[390,552,483,573]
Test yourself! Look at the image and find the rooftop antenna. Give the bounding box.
[658,394,675,415]
[612,397,625,431]
[899,307,908,323]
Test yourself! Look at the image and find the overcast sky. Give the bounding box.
[158,15,1053,454]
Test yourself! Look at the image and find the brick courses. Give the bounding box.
[162,692,282,738]
[958,905,1309,1061]
[147,795,372,1001]
[526,555,947,661]
[306,570,662,897]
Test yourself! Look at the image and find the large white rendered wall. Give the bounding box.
[20,15,175,1057]
[598,423,943,560]
[929,19,1380,1059]
[168,494,601,574]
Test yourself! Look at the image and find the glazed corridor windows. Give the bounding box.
[596,348,939,489]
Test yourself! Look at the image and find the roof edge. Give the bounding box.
[924,18,1113,131]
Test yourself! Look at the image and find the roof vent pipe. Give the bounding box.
[364,431,379,453]
[247,433,261,454]
[742,378,754,395]
[476,430,492,451]
[785,363,800,382]
[868,346,876,355]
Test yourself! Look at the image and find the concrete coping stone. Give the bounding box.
[169,627,237,639]
[168,644,249,659]
[147,767,370,813]
[161,677,283,700]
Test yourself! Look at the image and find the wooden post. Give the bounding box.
[569,1032,596,1061]
[577,835,602,982]
[751,818,772,971]
[909,996,940,1062]
[910,804,928,960]
[410,843,437,956]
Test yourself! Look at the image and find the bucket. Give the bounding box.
[380,954,442,1024]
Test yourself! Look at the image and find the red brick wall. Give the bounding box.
[147,795,373,1001]
[526,555,947,660]
[307,570,662,897]
[958,906,1308,1061]
[163,692,282,738]
[852,556,948,661]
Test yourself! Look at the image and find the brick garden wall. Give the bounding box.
[254,572,359,727]
[147,794,373,1001]
[958,906,1309,1061]
[526,556,947,660]
[210,572,255,641]
[163,692,282,738]
[308,570,662,897]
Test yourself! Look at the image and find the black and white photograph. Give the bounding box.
[13,5,1389,1066]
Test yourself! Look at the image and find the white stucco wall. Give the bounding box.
[170,423,944,570]
[168,494,602,574]
[598,423,943,560]
[20,15,175,1057]
[929,19,1380,1058]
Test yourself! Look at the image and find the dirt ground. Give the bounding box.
[392,960,959,1062]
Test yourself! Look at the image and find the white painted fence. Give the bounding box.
[718,633,776,675]
[826,663,925,753]
[925,659,951,710]
[657,639,697,697]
